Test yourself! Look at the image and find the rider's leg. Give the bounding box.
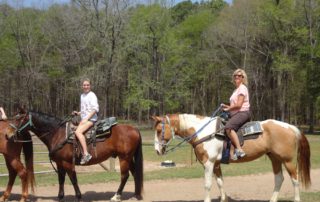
[225,129,241,150]
[75,121,93,155]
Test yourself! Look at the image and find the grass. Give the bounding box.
[0,131,319,201]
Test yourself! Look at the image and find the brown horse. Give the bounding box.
[0,120,34,202]
[10,109,143,202]
[152,114,311,202]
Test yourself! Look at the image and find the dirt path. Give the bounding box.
[2,169,319,202]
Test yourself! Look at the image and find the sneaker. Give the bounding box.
[80,153,92,165]
[233,149,246,160]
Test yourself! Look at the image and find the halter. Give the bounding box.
[12,114,33,134]
[8,113,35,142]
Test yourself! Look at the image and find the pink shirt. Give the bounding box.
[229,83,250,115]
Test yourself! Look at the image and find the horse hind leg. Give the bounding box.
[284,161,300,202]
[129,161,142,200]
[111,158,130,202]
[268,155,284,202]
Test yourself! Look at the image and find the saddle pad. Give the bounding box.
[237,121,263,137]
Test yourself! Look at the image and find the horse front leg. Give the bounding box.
[57,165,67,201]
[203,160,214,202]
[213,162,228,202]
[66,167,82,201]
[0,158,17,202]
[2,157,28,202]
[111,158,130,202]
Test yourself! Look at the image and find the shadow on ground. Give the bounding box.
[1,192,294,202]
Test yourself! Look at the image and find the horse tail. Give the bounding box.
[22,138,35,193]
[297,132,311,189]
[133,128,144,198]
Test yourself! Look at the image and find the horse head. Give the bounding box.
[6,106,32,140]
[152,115,177,155]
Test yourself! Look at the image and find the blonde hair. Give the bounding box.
[232,68,248,86]
[81,78,91,85]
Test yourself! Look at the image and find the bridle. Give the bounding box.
[10,113,33,135]
[7,112,35,142]
[155,115,175,149]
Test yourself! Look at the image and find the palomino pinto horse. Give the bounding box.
[0,120,34,202]
[10,110,143,202]
[152,114,311,202]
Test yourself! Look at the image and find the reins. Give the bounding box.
[162,105,223,154]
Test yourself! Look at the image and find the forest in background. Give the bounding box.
[0,0,319,132]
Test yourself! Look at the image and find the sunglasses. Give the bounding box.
[233,74,243,78]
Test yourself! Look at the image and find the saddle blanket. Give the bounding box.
[66,117,117,141]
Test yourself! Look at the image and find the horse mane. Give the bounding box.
[30,111,63,131]
[180,114,207,123]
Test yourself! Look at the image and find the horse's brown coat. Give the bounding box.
[0,121,34,202]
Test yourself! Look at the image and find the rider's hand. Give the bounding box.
[220,103,229,111]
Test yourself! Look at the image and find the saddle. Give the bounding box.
[67,117,117,142]
[217,117,263,164]
[66,117,117,165]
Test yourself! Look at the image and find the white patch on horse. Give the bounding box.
[179,114,222,161]
[179,114,218,139]
[262,120,300,138]
[154,131,160,152]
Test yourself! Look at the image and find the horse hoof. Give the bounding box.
[220,197,228,202]
[110,194,121,202]
[129,195,142,201]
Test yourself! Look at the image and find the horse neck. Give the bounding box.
[176,114,215,142]
[175,114,200,138]
[31,114,62,151]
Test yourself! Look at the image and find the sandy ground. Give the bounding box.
[1,168,319,202]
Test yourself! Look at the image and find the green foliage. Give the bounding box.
[0,33,20,70]
[170,0,194,24]
[175,9,215,43]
